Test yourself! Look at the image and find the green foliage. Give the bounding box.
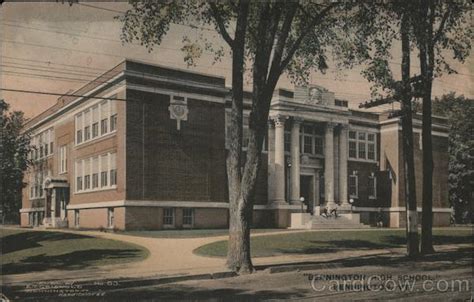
[0,100,31,223]
[433,93,474,223]
[118,1,349,84]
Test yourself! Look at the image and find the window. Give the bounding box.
[92,123,99,138]
[100,100,109,135]
[314,137,323,155]
[84,126,91,141]
[75,152,116,193]
[84,110,91,141]
[110,101,117,132]
[108,208,114,228]
[59,145,67,173]
[358,142,366,159]
[84,175,91,190]
[163,208,175,226]
[368,173,377,199]
[92,157,99,188]
[75,99,117,145]
[76,161,83,191]
[303,135,312,154]
[92,106,99,138]
[100,154,108,187]
[101,118,108,135]
[300,124,323,155]
[368,143,376,160]
[348,130,376,161]
[77,129,83,144]
[284,131,291,152]
[320,174,325,198]
[76,113,83,144]
[84,159,91,190]
[349,141,357,158]
[110,152,117,186]
[74,210,80,227]
[183,208,194,227]
[349,172,358,198]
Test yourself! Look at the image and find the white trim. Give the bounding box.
[254,204,306,210]
[65,200,306,210]
[348,124,380,133]
[127,83,226,104]
[380,125,449,138]
[125,70,226,93]
[20,207,45,213]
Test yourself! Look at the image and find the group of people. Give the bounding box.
[320,207,338,218]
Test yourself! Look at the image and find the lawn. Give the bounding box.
[0,228,149,275]
[121,228,286,239]
[194,228,473,258]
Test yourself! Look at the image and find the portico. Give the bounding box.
[267,85,351,214]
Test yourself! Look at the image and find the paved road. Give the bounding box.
[104,245,474,301]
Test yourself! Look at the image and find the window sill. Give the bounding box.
[29,197,45,201]
[75,131,117,149]
[348,158,378,164]
[74,186,117,195]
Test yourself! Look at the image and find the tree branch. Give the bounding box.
[432,8,450,45]
[210,2,234,48]
[266,3,298,88]
[279,3,337,72]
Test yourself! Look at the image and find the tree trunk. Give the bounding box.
[225,0,253,273]
[400,13,420,258]
[421,78,435,254]
[419,0,435,254]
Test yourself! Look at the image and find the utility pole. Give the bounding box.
[359,14,422,257]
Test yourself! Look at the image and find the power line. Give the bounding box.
[1,61,102,77]
[1,55,108,72]
[76,2,218,33]
[76,2,126,14]
[1,70,112,85]
[1,63,101,78]
[0,88,129,102]
[0,39,234,71]
[1,21,219,57]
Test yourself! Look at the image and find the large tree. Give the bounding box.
[413,0,471,254]
[346,2,420,257]
[0,100,31,223]
[432,93,474,224]
[118,0,345,273]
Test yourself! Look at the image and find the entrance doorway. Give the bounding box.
[300,175,314,214]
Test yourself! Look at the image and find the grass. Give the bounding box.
[121,228,286,239]
[194,228,473,258]
[0,228,149,275]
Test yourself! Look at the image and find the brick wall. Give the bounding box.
[125,89,227,203]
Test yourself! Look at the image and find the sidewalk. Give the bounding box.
[1,227,470,286]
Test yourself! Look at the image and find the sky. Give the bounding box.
[1,2,472,119]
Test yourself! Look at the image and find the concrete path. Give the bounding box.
[1,227,470,285]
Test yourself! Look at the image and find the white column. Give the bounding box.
[272,115,287,204]
[290,118,302,204]
[324,122,336,209]
[339,124,350,209]
[267,121,275,204]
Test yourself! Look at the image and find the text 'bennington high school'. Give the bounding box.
[20,60,451,230]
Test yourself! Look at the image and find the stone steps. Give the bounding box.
[310,215,370,229]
